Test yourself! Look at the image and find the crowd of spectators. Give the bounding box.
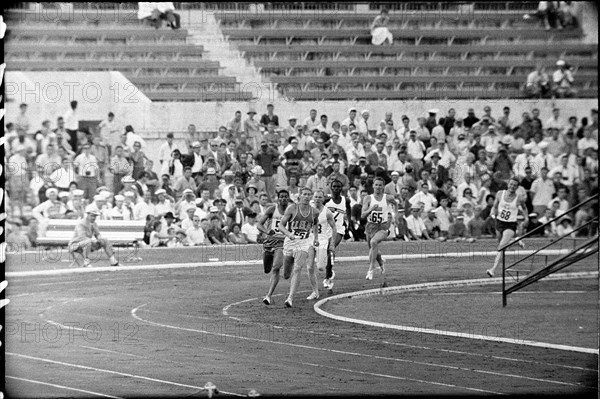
[4,101,599,248]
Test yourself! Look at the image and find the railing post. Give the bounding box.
[502,249,507,307]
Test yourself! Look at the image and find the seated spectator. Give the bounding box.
[371,9,394,46]
[525,65,551,98]
[149,220,169,247]
[227,223,247,244]
[108,194,133,220]
[538,207,558,236]
[434,198,453,239]
[405,205,430,240]
[556,215,576,238]
[207,215,229,244]
[423,209,441,239]
[241,213,260,244]
[138,2,180,29]
[553,60,577,98]
[409,182,438,213]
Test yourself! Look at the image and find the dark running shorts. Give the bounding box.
[496,220,518,235]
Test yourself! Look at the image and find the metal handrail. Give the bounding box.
[498,193,599,252]
[505,216,599,271]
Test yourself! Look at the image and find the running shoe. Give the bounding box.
[486,269,494,278]
[328,271,336,289]
[379,260,386,274]
[365,269,373,280]
[83,259,92,268]
[323,278,329,288]
[284,299,293,308]
[306,292,320,300]
[262,296,271,305]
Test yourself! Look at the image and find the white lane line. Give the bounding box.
[400,290,594,296]
[6,375,123,398]
[132,304,587,389]
[314,272,599,355]
[300,362,502,395]
[79,345,146,358]
[6,249,573,277]
[220,296,595,373]
[6,352,246,397]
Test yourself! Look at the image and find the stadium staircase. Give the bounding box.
[3,4,255,102]
[500,194,599,307]
[214,1,598,100]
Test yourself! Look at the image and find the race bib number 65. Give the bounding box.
[369,211,383,224]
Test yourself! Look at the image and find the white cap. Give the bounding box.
[45,188,58,197]
[124,191,136,197]
[288,115,297,120]
[121,175,136,183]
[523,143,534,151]
[428,108,439,114]
[58,191,70,198]
[155,189,167,196]
[209,206,218,212]
[538,141,549,149]
[85,205,101,216]
[556,59,566,66]
[93,194,104,201]
[182,188,194,195]
[348,107,357,113]
[206,168,216,175]
[361,109,370,115]
[73,189,85,196]
[114,195,125,201]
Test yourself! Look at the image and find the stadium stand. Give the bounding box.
[4,10,254,101]
[214,3,598,100]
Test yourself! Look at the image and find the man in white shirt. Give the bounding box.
[186,214,207,245]
[405,130,426,163]
[341,107,359,128]
[545,107,566,133]
[424,141,455,169]
[357,109,370,136]
[73,143,100,200]
[480,125,501,153]
[513,143,536,179]
[158,132,180,166]
[99,112,121,156]
[530,167,555,215]
[134,190,155,220]
[405,204,430,240]
[125,125,146,153]
[409,183,438,213]
[241,212,260,243]
[549,155,577,189]
[577,128,598,156]
[552,60,576,98]
[303,109,319,132]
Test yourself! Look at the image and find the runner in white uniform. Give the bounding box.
[321,180,352,290]
[361,177,397,282]
[277,187,319,307]
[306,190,337,300]
[486,178,528,277]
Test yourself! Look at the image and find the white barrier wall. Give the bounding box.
[4,72,598,136]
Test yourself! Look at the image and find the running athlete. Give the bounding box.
[486,178,529,277]
[321,180,352,290]
[306,190,338,300]
[361,177,397,281]
[258,190,291,304]
[276,187,319,308]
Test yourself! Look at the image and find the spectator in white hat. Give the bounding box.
[69,205,120,268]
[108,194,132,221]
[513,143,536,178]
[154,188,175,217]
[66,189,87,219]
[534,141,557,171]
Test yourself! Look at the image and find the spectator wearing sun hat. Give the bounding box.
[244,106,261,149]
[154,188,175,217]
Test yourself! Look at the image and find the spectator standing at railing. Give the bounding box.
[15,103,31,136]
[244,108,261,149]
[74,143,100,200]
[99,112,121,157]
[260,104,279,128]
[109,145,133,195]
[227,111,244,136]
[63,101,79,151]
[370,8,393,46]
